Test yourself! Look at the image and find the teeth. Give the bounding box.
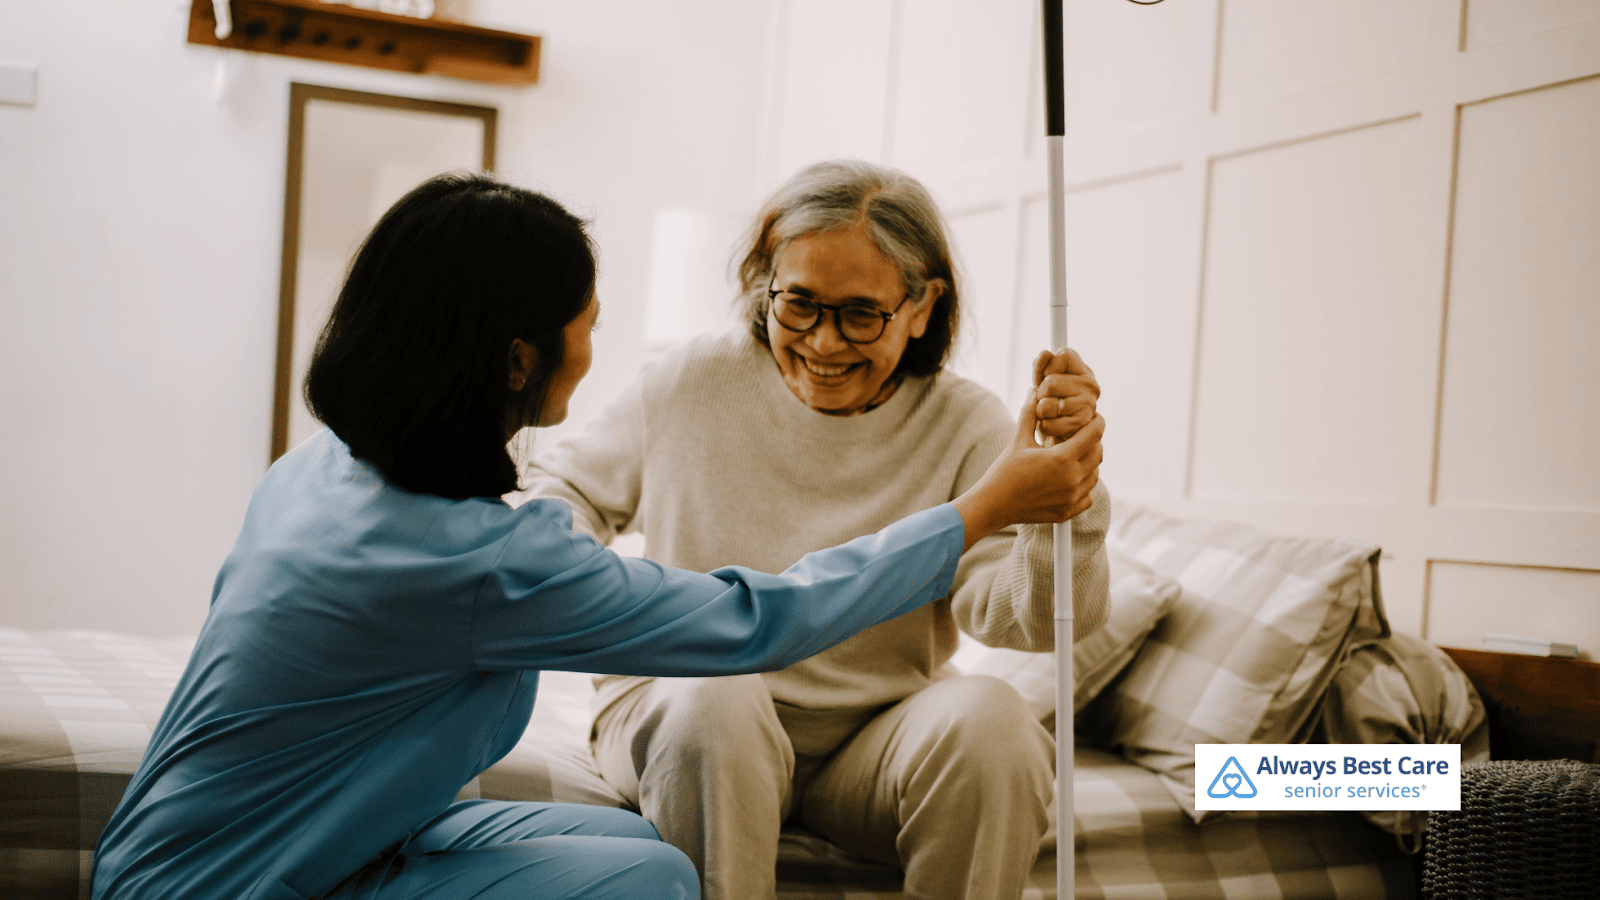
[803,359,854,377]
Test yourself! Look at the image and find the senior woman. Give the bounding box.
[520,159,1111,900]
[88,172,1100,900]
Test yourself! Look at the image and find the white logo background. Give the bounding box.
[1194,744,1461,811]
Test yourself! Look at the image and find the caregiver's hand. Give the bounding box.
[1031,347,1098,443]
[950,390,1104,554]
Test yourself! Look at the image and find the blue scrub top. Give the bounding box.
[90,430,963,900]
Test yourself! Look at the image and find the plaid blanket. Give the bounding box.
[0,629,1413,899]
[767,746,1414,899]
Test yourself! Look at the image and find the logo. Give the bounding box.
[1196,744,1460,811]
[1206,755,1258,799]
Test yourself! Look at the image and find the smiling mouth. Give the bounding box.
[800,357,861,379]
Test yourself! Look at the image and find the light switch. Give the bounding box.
[0,62,38,108]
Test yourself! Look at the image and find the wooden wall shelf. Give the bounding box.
[187,0,540,87]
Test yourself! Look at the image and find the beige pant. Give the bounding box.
[591,673,1053,900]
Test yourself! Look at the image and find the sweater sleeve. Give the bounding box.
[512,374,647,543]
[947,417,1111,650]
[471,502,965,675]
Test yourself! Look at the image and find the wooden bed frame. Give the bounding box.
[1439,646,1600,763]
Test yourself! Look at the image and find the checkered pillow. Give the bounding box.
[955,549,1182,728]
[1313,631,1490,849]
[1082,499,1387,822]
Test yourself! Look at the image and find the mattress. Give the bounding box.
[0,628,1413,899]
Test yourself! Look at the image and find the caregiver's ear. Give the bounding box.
[508,339,536,391]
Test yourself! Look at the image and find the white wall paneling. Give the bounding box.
[1434,74,1600,513]
[892,0,1035,193]
[1214,0,1423,114]
[764,0,1600,649]
[1061,0,1209,139]
[1190,116,1427,507]
[13,2,1595,643]
[945,204,1021,405]
[1014,170,1193,503]
[1425,560,1600,653]
[1462,0,1600,50]
[770,0,898,179]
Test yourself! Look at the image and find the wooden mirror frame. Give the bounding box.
[272,82,498,461]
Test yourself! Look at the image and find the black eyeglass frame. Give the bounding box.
[766,281,914,345]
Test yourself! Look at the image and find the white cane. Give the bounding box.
[1039,2,1074,896]
[1036,1,1075,890]
[1040,5,1161,895]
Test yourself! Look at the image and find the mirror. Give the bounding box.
[273,83,497,461]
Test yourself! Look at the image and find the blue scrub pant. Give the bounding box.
[323,799,699,900]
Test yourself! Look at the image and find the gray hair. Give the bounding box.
[735,160,960,378]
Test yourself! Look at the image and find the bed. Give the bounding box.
[3,500,1504,899]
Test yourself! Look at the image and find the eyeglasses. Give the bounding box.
[767,282,912,344]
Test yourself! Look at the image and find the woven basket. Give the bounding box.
[1423,759,1600,899]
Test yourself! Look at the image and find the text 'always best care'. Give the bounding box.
[1255,755,1453,780]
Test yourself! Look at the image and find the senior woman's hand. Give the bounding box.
[950,389,1104,554]
[1031,348,1099,443]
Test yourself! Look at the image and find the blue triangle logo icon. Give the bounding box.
[1206,755,1258,799]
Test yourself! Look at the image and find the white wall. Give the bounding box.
[8,1,1595,655]
[0,0,770,635]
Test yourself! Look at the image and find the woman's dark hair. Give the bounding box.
[304,172,596,499]
[735,159,960,378]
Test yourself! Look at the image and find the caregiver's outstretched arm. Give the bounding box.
[950,393,1104,554]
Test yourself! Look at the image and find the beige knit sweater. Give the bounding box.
[518,330,1109,726]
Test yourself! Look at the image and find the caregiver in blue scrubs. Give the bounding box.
[89,173,1104,900]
